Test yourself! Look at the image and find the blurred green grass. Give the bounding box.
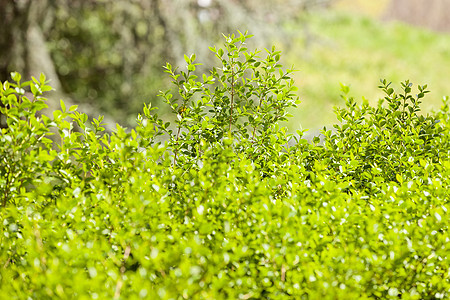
[285,10,450,132]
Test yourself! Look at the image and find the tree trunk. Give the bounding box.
[0,1,61,116]
[386,0,450,32]
[0,0,116,131]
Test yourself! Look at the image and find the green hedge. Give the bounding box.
[1,32,449,299]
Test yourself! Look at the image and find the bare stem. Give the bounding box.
[173,126,182,167]
[251,90,268,143]
[114,245,131,299]
[229,66,235,134]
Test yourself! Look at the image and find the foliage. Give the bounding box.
[1,32,450,299]
[322,80,443,192]
[156,32,298,175]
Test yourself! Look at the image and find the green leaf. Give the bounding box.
[39,73,46,84]
[60,99,66,112]
[11,72,21,83]
[184,54,190,64]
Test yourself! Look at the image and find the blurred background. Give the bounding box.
[1,0,449,132]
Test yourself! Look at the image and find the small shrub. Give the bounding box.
[321,80,443,192]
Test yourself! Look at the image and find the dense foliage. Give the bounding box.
[1,32,450,299]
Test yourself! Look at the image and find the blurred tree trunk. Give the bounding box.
[0,0,52,128]
[0,0,62,124]
[386,0,450,32]
[0,0,59,85]
[0,0,29,82]
[0,0,116,130]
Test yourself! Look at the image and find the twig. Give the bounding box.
[114,245,131,299]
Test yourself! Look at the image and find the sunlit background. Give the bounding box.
[290,0,450,133]
[1,0,449,134]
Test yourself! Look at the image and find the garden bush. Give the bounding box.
[1,31,450,299]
